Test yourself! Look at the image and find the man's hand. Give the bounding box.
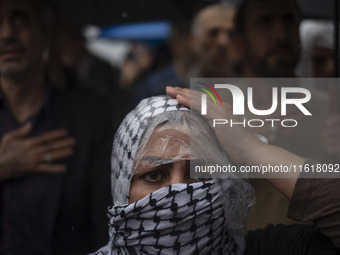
[0,122,76,181]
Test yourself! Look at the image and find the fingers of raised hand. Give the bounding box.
[166,86,236,124]
[166,86,202,111]
[166,86,191,100]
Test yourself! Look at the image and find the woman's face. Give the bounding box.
[129,126,200,203]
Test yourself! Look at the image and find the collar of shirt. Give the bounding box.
[0,82,54,132]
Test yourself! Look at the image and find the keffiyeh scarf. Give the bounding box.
[107,180,239,255]
[93,96,254,255]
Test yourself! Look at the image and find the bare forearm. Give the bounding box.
[217,130,303,199]
[246,142,303,199]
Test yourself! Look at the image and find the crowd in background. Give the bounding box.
[1,0,340,254]
[49,1,340,121]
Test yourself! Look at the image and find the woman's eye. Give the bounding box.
[142,171,164,183]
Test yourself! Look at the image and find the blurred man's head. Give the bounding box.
[190,3,237,77]
[168,22,193,74]
[297,20,338,78]
[0,0,49,78]
[236,0,301,77]
[60,24,86,68]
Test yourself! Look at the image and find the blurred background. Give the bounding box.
[43,0,339,125]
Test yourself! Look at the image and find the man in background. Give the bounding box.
[0,0,112,253]
[189,3,239,77]
[132,22,192,106]
[236,0,300,78]
[133,3,240,106]
[235,0,340,229]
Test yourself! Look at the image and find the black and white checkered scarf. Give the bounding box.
[93,96,254,255]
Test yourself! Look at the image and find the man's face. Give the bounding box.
[242,0,300,77]
[0,0,45,77]
[192,7,236,77]
[313,47,336,78]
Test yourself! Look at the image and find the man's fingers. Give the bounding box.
[36,164,66,174]
[39,137,76,152]
[50,148,74,161]
[40,148,74,163]
[29,129,69,146]
[2,122,32,140]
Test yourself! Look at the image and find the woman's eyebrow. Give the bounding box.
[140,156,174,166]
[189,159,217,165]
[141,157,209,168]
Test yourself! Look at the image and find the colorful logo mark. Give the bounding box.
[197,82,223,106]
[197,82,222,115]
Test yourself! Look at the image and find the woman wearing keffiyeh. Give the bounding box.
[93,95,255,255]
[92,91,340,254]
